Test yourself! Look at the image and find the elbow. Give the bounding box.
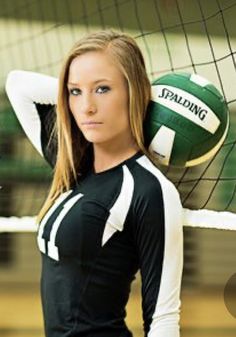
[5,70,24,96]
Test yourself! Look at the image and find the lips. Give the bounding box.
[81,121,103,125]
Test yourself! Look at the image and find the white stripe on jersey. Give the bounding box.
[37,190,73,254]
[48,193,84,261]
[102,165,134,246]
[137,155,183,337]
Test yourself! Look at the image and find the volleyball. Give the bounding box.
[144,72,229,167]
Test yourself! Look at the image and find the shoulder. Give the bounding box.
[127,155,183,232]
[131,155,177,196]
[125,154,182,215]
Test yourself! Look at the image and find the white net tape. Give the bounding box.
[0,216,38,232]
[0,209,236,232]
[183,209,236,231]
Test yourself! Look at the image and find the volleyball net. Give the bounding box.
[1,0,236,289]
[1,0,236,225]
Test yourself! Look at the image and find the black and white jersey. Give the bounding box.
[6,71,183,337]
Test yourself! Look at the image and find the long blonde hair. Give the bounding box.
[37,30,151,222]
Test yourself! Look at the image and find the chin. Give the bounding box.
[83,135,106,144]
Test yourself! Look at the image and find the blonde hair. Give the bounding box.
[37,30,152,222]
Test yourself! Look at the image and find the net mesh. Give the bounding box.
[1,0,236,216]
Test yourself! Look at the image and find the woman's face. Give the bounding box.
[67,51,133,150]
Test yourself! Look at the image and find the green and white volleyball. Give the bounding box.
[144,72,229,167]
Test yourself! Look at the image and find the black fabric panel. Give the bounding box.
[35,103,57,167]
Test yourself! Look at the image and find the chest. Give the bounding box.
[37,168,135,262]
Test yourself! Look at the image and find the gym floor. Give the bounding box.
[0,286,235,337]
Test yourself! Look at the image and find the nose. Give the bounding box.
[80,93,96,115]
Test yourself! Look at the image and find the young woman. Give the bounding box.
[6,30,183,337]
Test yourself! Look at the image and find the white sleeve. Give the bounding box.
[5,70,58,156]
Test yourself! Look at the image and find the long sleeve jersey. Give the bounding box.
[6,70,184,337]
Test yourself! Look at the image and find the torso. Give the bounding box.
[38,151,156,336]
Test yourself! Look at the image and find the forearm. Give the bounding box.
[5,70,58,155]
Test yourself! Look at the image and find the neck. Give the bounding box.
[93,140,139,173]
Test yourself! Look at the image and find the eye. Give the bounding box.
[69,88,81,96]
[96,86,110,94]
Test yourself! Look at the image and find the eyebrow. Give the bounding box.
[67,78,112,86]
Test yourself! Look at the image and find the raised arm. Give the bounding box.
[5,70,58,166]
